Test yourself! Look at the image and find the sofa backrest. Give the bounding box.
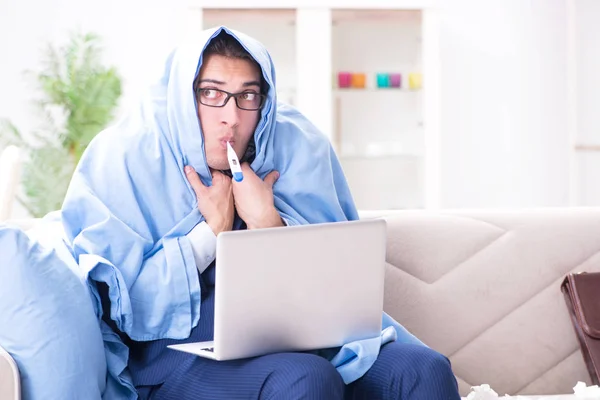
[361,208,600,397]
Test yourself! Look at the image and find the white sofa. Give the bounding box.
[2,207,599,399]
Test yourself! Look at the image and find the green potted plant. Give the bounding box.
[0,31,122,217]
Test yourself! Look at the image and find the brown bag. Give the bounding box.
[561,272,600,385]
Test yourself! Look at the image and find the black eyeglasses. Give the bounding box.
[195,88,266,111]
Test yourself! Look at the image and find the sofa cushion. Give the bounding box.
[0,224,107,399]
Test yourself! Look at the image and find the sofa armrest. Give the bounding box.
[0,345,20,400]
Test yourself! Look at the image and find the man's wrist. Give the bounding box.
[250,208,284,230]
[207,218,228,237]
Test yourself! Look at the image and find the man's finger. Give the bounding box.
[185,166,206,196]
[263,170,280,189]
[240,162,253,173]
[211,170,230,186]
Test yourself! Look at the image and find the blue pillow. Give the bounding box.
[0,225,107,399]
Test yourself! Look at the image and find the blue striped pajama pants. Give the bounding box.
[136,340,460,400]
[127,266,461,400]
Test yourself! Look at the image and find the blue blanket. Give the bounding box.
[58,26,425,398]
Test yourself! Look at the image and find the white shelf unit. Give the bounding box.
[201,7,426,210]
[332,9,424,210]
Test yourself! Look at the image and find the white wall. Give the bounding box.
[571,0,600,206]
[296,8,332,138]
[431,0,570,208]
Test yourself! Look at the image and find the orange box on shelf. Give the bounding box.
[351,73,366,88]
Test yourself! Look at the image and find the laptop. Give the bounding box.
[168,218,387,361]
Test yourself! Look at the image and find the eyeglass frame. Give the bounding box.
[194,87,267,111]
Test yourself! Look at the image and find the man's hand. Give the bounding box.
[232,163,284,230]
[185,166,234,236]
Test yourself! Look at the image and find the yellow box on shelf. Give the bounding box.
[408,73,422,90]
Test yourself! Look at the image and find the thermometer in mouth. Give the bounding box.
[227,141,244,182]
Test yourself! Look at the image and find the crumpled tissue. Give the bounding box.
[465,382,600,399]
[573,381,600,399]
[466,384,498,400]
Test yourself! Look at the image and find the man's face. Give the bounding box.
[196,54,262,171]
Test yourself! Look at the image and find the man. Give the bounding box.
[60,27,461,399]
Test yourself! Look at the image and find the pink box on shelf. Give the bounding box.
[389,73,402,88]
[338,72,352,88]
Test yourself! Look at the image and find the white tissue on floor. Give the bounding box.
[466,384,499,400]
[464,382,600,400]
[573,381,600,399]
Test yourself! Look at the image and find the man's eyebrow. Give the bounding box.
[242,80,261,88]
[197,79,261,89]
[198,79,225,85]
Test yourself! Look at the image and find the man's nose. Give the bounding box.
[220,96,240,126]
